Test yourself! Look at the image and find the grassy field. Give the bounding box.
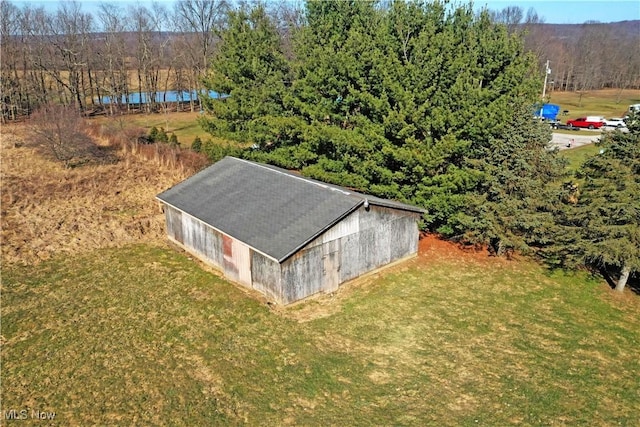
[558,142,602,172]
[2,124,640,426]
[547,88,640,121]
[3,241,639,426]
[90,111,212,148]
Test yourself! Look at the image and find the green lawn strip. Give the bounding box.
[93,112,214,148]
[559,143,602,173]
[3,246,639,426]
[2,246,371,425]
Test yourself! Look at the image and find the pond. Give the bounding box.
[99,90,225,105]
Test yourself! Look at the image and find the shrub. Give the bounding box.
[169,133,180,147]
[157,127,168,143]
[148,126,159,142]
[201,139,242,163]
[192,136,202,152]
[28,104,100,167]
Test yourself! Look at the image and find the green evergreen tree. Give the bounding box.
[201,138,241,163]
[168,133,179,147]
[157,127,169,143]
[450,102,565,255]
[199,4,292,144]
[551,112,640,292]
[148,126,159,142]
[200,1,558,255]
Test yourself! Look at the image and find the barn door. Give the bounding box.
[322,240,340,292]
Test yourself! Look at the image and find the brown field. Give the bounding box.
[0,124,189,265]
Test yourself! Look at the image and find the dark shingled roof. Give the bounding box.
[156,157,424,262]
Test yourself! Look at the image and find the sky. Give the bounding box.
[477,0,640,24]
[12,0,640,25]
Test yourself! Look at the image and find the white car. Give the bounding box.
[603,117,627,128]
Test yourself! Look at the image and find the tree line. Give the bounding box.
[199,0,638,291]
[491,6,640,93]
[1,0,638,123]
[0,0,229,120]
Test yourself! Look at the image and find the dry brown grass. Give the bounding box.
[0,123,204,266]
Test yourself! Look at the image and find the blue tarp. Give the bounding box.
[99,90,224,105]
[534,103,560,120]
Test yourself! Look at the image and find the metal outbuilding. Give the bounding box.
[156,156,425,305]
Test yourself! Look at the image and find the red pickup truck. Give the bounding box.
[566,116,606,129]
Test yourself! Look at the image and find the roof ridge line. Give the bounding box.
[231,157,357,198]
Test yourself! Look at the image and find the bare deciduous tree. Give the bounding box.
[28,103,97,166]
[96,2,129,115]
[173,0,229,111]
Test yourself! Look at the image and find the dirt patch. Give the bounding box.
[418,233,496,264]
[1,124,187,266]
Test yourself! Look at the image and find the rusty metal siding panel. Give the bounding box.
[222,235,238,281]
[251,251,282,303]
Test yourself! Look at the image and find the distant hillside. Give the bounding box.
[522,20,640,90]
[535,20,640,40]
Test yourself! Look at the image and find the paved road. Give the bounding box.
[550,131,601,151]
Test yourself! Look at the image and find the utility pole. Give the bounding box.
[542,60,551,99]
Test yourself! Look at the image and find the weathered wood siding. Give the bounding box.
[181,211,223,266]
[164,205,255,286]
[163,202,419,305]
[222,236,252,287]
[355,205,418,273]
[279,205,419,304]
[251,251,282,302]
[165,206,184,244]
[281,244,325,304]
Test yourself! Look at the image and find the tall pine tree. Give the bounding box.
[200,0,566,256]
[551,113,640,292]
[199,4,292,144]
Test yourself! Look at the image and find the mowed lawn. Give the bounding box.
[549,88,640,120]
[91,111,211,148]
[3,241,639,426]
